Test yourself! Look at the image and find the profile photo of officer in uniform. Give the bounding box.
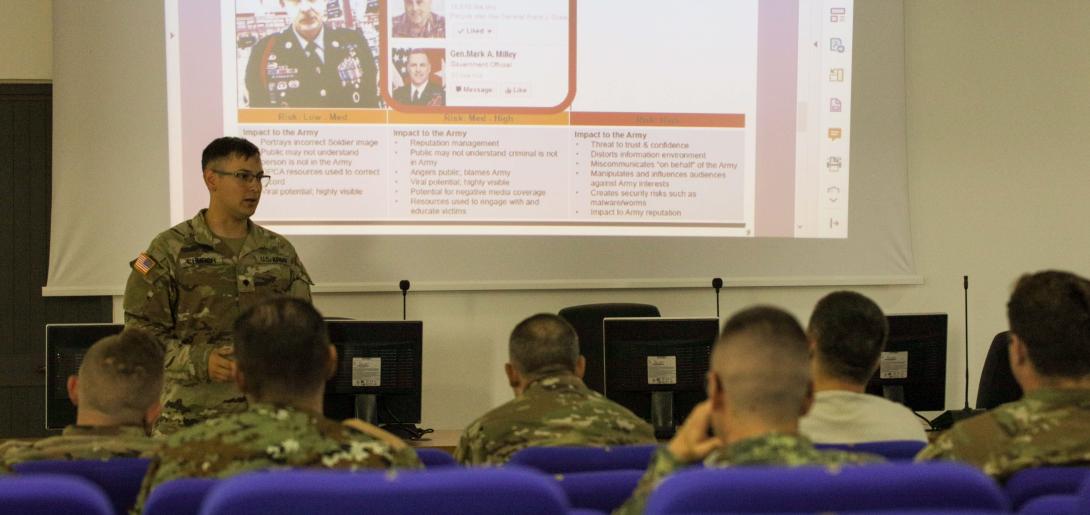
[392,49,445,106]
[244,0,378,108]
[391,0,445,38]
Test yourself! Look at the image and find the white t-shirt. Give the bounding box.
[800,390,928,444]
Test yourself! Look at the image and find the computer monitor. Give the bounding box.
[45,323,124,430]
[865,313,948,411]
[603,317,719,439]
[323,320,423,430]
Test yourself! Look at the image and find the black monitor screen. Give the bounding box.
[323,320,423,426]
[603,317,718,438]
[865,313,948,412]
[45,323,124,430]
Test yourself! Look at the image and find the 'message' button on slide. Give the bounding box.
[385,0,572,112]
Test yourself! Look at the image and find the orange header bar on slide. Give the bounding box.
[388,111,570,126]
[570,112,745,128]
[237,109,387,124]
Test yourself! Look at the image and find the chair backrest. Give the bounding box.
[199,467,570,515]
[644,462,1009,514]
[12,457,151,514]
[508,445,657,474]
[1074,472,1090,514]
[976,331,1023,409]
[415,448,458,468]
[814,440,927,461]
[1019,494,1078,515]
[553,468,644,513]
[558,303,660,393]
[0,474,114,515]
[1002,466,1090,511]
[144,478,218,515]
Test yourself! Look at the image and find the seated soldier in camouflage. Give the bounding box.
[918,270,1090,479]
[614,306,882,515]
[455,313,655,465]
[132,297,420,511]
[0,329,163,471]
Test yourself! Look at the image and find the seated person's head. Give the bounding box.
[709,306,811,440]
[505,314,585,394]
[807,291,888,388]
[1007,270,1090,389]
[67,328,164,430]
[232,297,336,405]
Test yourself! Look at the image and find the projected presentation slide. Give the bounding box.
[166,0,853,237]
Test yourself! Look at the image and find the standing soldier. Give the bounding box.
[124,137,312,435]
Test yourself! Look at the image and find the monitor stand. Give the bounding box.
[354,394,379,423]
[353,393,430,440]
[651,391,676,439]
[882,385,905,405]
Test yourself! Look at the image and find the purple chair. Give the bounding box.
[814,440,927,461]
[553,469,643,513]
[199,467,572,515]
[143,478,218,515]
[12,457,150,515]
[1005,467,1090,510]
[644,462,1009,514]
[0,474,113,515]
[508,445,658,474]
[1019,494,1077,514]
[415,447,458,468]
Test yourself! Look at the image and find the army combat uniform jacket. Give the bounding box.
[131,402,422,513]
[455,373,656,466]
[0,425,156,472]
[917,388,1090,480]
[124,210,312,434]
[613,433,883,515]
[391,13,446,38]
[245,26,378,108]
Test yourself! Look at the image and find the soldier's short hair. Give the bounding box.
[201,136,260,171]
[1008,270,1090,378]
[714,306,810,425]
[509,314,579,377]
[808,291,888,384]
[233,297,330,398]
[78,328,164,421]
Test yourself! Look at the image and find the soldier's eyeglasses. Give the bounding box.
[212,170,272,187]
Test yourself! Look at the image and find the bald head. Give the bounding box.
[508,314,580,378]
[713,306,811,426]
[75,329,164,422]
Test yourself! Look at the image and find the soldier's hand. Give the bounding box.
[666,400,722,464]
[208,346,237,383]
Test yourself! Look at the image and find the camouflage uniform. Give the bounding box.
[124,209,312,435]
[391,12,445,38]
[131,402,421,513]
[917,388,1090,480]
[0,425,157,472]
[613,433,883,515]
[454,373,656,466]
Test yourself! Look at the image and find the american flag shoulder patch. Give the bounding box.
[134,253,157,275]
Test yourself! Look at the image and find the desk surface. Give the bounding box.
[406,429,461,453]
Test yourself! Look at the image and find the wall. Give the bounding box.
[0,0,51,81]
[33,0,1090,430]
